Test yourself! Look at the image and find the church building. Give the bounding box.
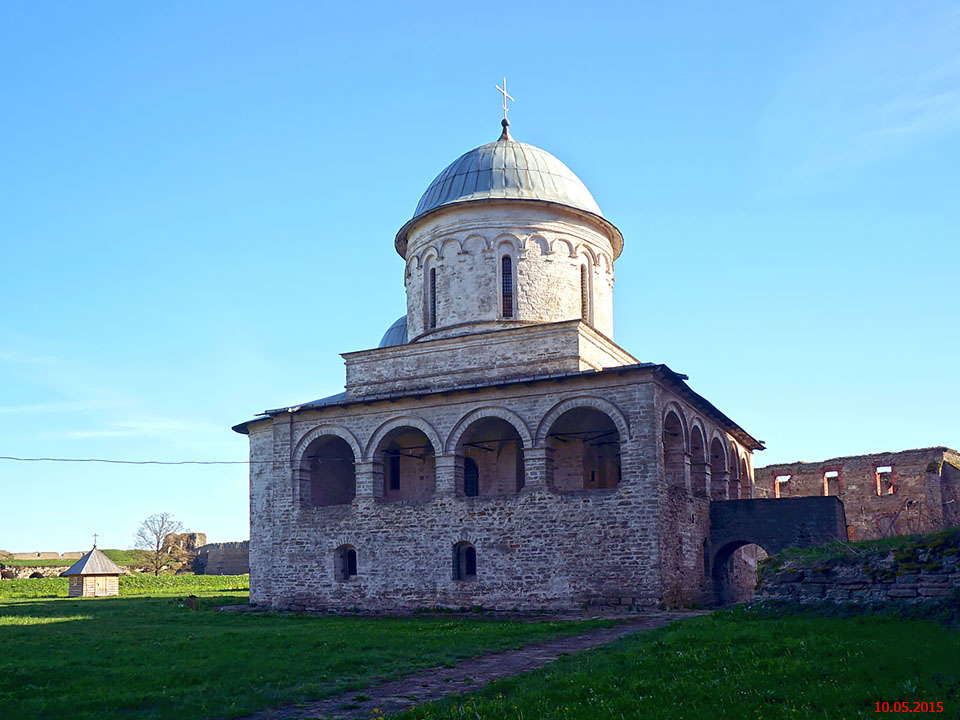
[234,116,763,611]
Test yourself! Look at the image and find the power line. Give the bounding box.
[0,456,262,465]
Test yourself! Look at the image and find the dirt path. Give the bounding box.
[241,611,700,720]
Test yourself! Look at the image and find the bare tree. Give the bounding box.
[134,512,184,576]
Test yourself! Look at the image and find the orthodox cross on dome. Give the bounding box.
[495,77,514,122]
[92,532,99,548]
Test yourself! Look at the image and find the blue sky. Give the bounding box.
[2,2,958,551]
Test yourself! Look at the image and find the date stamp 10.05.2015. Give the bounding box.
[875,701,944,713]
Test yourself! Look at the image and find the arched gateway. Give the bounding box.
[709,496,847,605]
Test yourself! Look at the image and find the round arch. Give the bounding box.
[363,416,444,461]
[521,234,550,255]
[711,539,770,606]
[709,431,728,465]
[688,418,708,453]
[535,396,631,446]
[550,237,576,257]
[445,406,533,454]
[662,402,689,452]
[437,236,462,260]
[576,243,599,265]
[492,232,521,252]
[293,424,363,470]
[461,233,489,253]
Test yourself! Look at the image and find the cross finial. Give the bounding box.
[92,533,98,549]
[495,77,514,123]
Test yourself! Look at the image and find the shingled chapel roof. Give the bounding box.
[61,547,122,576]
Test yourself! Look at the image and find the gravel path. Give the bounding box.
[240,611,701,720]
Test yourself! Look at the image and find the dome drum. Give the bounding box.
[394,124,621,345]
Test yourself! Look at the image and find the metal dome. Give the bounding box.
[378,315,408,348]
[411,123,603,220]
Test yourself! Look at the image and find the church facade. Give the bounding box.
[234,119,763,611]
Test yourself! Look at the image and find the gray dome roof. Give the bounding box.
[378,315,408,348]
[413,124,603,220]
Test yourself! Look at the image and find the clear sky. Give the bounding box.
[2,2,958,552]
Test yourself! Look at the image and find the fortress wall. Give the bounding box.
[195,541,249,576]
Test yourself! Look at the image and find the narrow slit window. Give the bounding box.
[774,474,791,499]
[501,256,514,318]
[464,458,479,497]
[580,265,589,321]
[876,466,894,495]
[388,452,401,491]
[823,471,839,496]
[429,268,437,329]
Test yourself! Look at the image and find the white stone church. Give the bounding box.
[234,118,762,610]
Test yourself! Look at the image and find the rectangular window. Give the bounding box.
[388,453,401,491]
[823,470,839,496]
[774,474,791,499]
[876,466,894,495]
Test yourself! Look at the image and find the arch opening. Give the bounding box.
[728,449,740,500]
[711,541,769,606]
[663,411,686,490]
[690,426,708,498]
[546,407,620,491]
[709,437,728,500]
[300,435,356,507]
[453,541,476,581]
[740,457,751,499]
[455,416,524,496]
[334,544,358,582]
[376,427,436,502]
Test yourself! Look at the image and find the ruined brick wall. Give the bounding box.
[195,542,249,575]
[942,450,960,529]
[245,369,754,611]
[755,448,957,542]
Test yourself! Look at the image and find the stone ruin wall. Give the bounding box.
[195,541,250,575]
[755,447,960,542]
[0,565,71,579]
[757,530,960,604]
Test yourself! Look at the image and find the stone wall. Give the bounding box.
[399,203,619,342]
[756,528,960,604]
[754,447,960,541]
[195,542,250,575]
[343,320,636,399]
[0,565,70,579]
[10,551,63,560]
[242,364,759,612]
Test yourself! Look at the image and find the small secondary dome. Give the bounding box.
[412,122,603,220]
[379,316,408,348]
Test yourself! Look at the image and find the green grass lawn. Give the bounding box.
[0,593,611,720]
[0,573,250,599]
[394,606,960,720]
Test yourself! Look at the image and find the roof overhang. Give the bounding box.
[232,362,763,451]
